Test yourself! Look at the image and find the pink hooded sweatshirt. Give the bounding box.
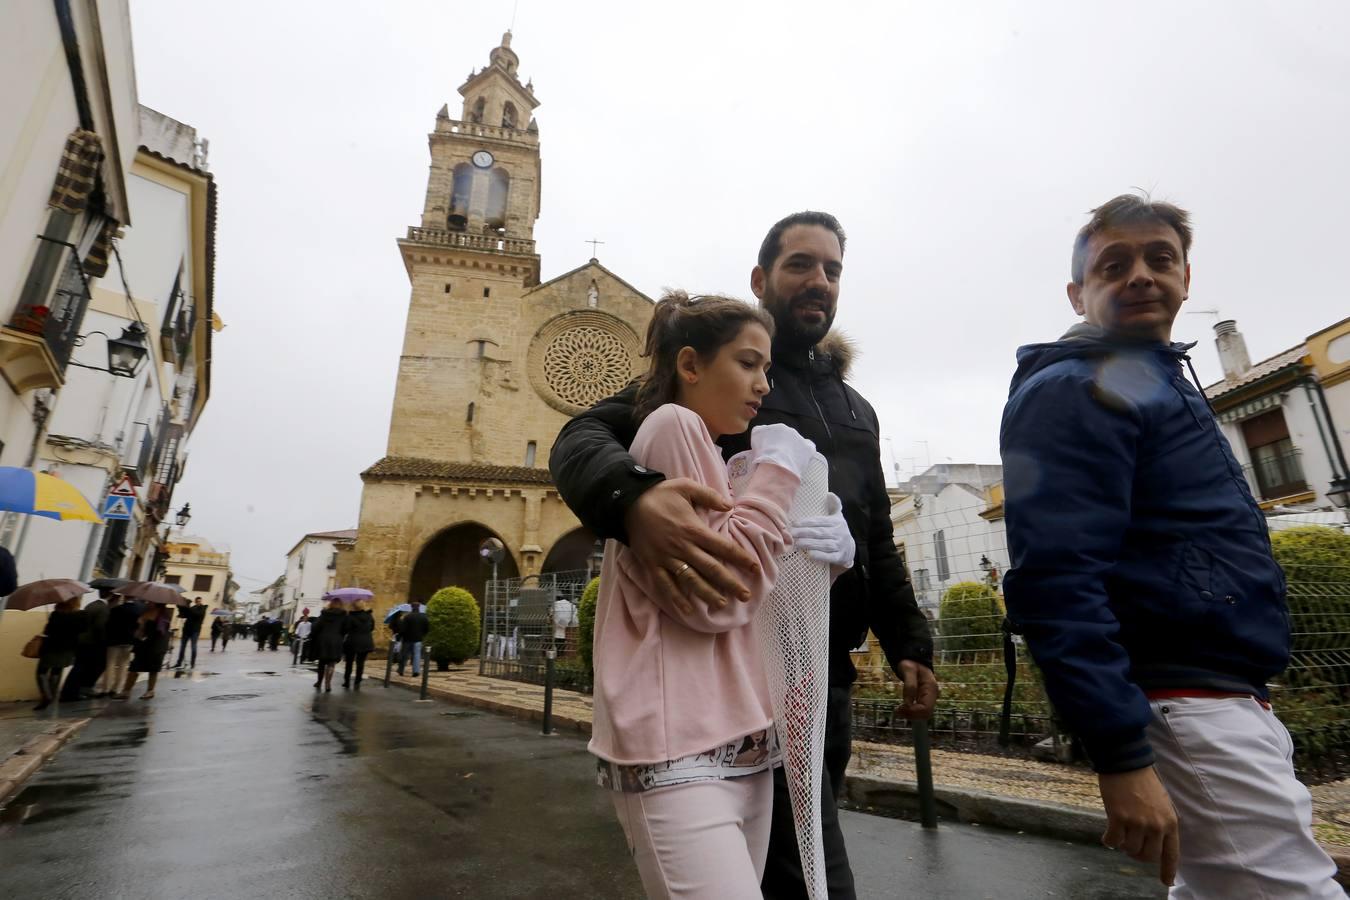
[589,403,800,765]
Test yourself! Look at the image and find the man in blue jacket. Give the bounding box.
[1001,193,1340,897]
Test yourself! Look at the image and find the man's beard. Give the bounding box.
[763,286,835,349]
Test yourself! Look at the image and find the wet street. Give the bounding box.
[0,649,1164,899]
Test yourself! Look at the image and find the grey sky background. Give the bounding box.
[127,0,1350,591]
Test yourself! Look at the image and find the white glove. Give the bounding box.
[749,423,817,477]
[790,492,855,569]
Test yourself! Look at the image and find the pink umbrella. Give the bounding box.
[5,578,91,612]
[117,581,187,605]
[322,587,374,604]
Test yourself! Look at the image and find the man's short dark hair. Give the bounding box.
[1071,193,1192,284]
[758,211,847,272]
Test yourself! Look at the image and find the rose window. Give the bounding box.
[542,326,632,409]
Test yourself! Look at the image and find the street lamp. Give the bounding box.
[154,503,191,580]
[73,322,149,378]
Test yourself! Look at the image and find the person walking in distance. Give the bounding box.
[1000,193,1342,896]
[120,602,172,700]
[219,616,232,651]
[550,213,937,899]
[311,599,347,692]
[34,597,86,711]
[96,593,140,697]
[174,597,207,669]
[396,600,429,677]
[255,617,268,650]
[292,612,313,666]
[61,586,110,700]
[342,601,375,690]
[210,615,224,652]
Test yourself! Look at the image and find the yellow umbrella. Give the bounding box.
[0,467,101,522]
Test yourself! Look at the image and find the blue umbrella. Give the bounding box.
[383,603,412,624]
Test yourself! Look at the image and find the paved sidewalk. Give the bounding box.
[384,661,1350,857]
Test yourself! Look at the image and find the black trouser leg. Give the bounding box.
[355,652,367,683]
[343,651,355,685]
[175,634,189,666]
[761,686,857,900]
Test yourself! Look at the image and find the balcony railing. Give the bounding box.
[435,118,539,144]
[1244,449,1308,501]
[405,227,536,256]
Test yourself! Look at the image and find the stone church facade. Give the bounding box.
[339,34,653,620]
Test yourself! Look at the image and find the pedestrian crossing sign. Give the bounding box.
[102,495,135,520]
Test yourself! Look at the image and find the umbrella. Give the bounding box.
[117,581,187,605]
[210,608,233,617]
[88,577,131,591]
[383,602,412,623]
[0,467,101,522]
[5,578,91,612]
[322,587,373,604]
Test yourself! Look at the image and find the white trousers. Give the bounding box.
[610,771,773,900]
[1147,696,1343,899]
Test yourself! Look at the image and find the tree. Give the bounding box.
[937,581,1005,657]
[578,577,600,675]
[425,586,481,668]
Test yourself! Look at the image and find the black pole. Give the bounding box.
[913,719,938,829]
[541,649,555,735]
[419,646,432,701]
[383,645,394,688]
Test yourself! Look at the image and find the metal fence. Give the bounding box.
[858,496,1350,778]
[480,569,593,690]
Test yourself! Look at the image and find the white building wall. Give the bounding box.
[280,538,341,624]
[1218,385,1338,507]
[892,483,1009,615]
[0,4,77,321]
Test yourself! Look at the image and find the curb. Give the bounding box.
[842,774,1107,843]
[0,718,91,807]
[842,774,1350,887]
[379,676,1350,886]
[384,676,593,736]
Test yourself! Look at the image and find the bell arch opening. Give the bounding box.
[409,522,519,608]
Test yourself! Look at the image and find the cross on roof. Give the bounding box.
[585,238,605,259]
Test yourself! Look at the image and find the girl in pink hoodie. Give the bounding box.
[590,291,822,899]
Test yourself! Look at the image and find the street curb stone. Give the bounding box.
[842,774,1107,843]
[0,718,91,808]
[384,674,1348,885]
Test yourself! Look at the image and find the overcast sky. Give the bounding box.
[127,0,1350,591]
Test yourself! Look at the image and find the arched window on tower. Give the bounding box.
[501,102,517,129]
[448,164,472,231]
[485,168,510,231]
[470,97,486,124]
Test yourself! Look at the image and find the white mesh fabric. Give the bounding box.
[728,450,831,900]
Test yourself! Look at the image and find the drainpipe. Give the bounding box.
[1303,377,1350,482]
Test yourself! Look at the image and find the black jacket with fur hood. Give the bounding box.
[549,331,934,685]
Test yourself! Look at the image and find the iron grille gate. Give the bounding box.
[480,570,591,687]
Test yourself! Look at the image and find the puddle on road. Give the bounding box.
[0,780,116,830]
[439,711,483,719]
[246,671,281,677]
[71,725,150,752]
[204,693,261,702]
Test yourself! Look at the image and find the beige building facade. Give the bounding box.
[341,34,653,621]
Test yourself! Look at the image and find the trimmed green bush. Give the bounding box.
[426,586,481,666]
[1269,526,1350,757]
[937,581,1005,655]
[578,577,600,675]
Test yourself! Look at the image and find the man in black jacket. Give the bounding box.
[549,211,937,899]
[174,598,208,668]
[397,601,430,677]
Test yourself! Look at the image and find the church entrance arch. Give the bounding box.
[541,527,601,579]
[409,522,519,608]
